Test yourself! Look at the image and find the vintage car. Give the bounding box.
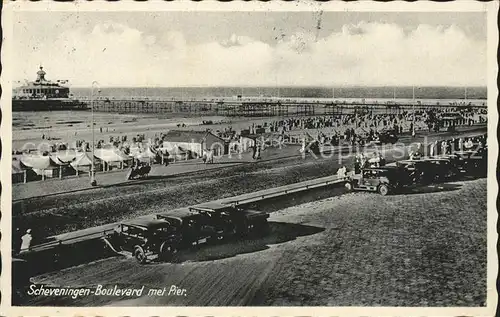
[189,202,270,236]
[156,209,226,246]
[421,157,459,182]
[107,218,181,264]
[451,147,487,175]
[396,159,436,185]
[344,166,410,195]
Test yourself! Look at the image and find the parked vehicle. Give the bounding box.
[126,164,151,180]
[156,209,226,246]
[451,147,487,175]
[396,159,436,185]
[421,157,459,182]
[106,218,180,264]
[189,203,270,236]
[344,166,410,195]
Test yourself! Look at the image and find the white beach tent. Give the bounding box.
[128,144,143,157]
[54,150,79,164]
[94,147,132,170]
[70,152,95,176]
[135,147,157,163]
[20,154,61,180]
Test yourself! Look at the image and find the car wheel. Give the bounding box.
[134,246,147,264]
[344,182,353,191]
[378,184,389,196]
[159,242,177,262]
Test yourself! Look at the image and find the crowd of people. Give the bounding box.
[408,134,487,159]
[206,106,487,150]
[345,133,487,176]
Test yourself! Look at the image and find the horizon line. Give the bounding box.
[68,85,488,89]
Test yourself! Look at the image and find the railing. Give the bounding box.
[22,227,116,253]
[223,175,348,206]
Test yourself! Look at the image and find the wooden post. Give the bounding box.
[76,165,79,177]
[23,170,27,183]
[59,165,62,179]
[42,170,45,181]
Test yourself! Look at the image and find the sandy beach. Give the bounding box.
[12,96,486,151]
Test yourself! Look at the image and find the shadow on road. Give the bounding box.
[401,183,462,195]
[163,221,324,264]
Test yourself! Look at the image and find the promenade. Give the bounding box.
[13,125,487,201]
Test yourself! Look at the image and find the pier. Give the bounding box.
[83,97,487,117]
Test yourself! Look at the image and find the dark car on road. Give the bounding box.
[345,166,410,195]
[421,157,459,182]
[189,203,270,236]
[156,209,226,246]
[107,218,181,264]
[451,147,487,176]
[396,159,438,185]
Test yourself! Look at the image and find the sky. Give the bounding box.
[12,11,487,87]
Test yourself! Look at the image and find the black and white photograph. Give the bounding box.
[1,1,498,316]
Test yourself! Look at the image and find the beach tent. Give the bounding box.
[129,146,140,157]
[94,148,132,171]
[12,159,25,183]
[94,148,129,162]
[54,150,79,164]
[135,147,157,163]
[12,158,39,183]
[20,155,58,169]
[70,152,97,176]
[71,152,94,166]
[20,155,61,179]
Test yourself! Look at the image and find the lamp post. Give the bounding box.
[412,86,416,137]
[90,81,100,186]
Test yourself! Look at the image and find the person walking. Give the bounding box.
[202,149,207,164]
[429,141,435,157]
[441,140,448,155]
[337,165,347,178]
[354,155,361,174]
[20,229,33,252]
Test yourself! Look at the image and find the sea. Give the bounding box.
[71,86,487,100]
